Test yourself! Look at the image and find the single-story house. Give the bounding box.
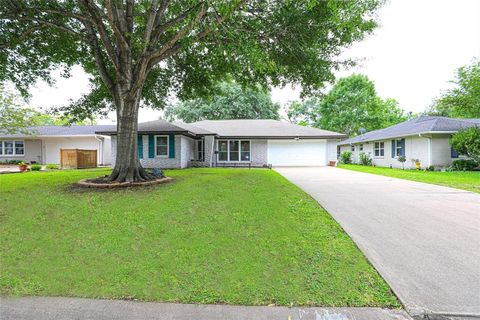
[338,116,480,169]
[96,119,346,168]
[0,125,114,165]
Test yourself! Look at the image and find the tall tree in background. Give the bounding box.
[0,86,37,134]
[287,74,409,136]
[165,81,279,122]
[428,59,480,118]
[1,0,382,182]
[0,87,92,134]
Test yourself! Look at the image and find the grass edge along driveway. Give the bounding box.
[0,168,399,308]
[338,164,480,193]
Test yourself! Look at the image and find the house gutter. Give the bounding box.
[94,135,103,165]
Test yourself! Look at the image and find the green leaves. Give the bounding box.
[450,127,480,164]
[1,1,382,120]
[287,74,409,136]
[165,81,280,122]
[429,59,480,118]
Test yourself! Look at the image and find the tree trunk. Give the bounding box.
[108,96,155,183]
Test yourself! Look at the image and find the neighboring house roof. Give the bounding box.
[339,116,480,145]
[191,119,346,138]
[0,125,115,138]
[96,119,346,138]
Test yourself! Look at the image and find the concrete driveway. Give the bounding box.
[275,167,480,319]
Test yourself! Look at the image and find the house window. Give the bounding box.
[395,139,404,157]
[351,145,355,152]
[374,142,384,157]
[359,144,363,151]
[240,141,250,161]
[155,135,168,157]
[196,140,204,161]
[0,140,24,156]
[217,140,250,162]
[451,146,459,158]
[337,146,341,159]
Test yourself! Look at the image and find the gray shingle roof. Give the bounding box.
[191,119,346,138]
[95,120,215,136]
[339,116,480,145]
[172,122,215,135]
[96,119,345,138]
[0,125,115,138]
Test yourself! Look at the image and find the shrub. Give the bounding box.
[359,152,372,166]
[30,164,42,171]
[450,159,478,171]
[450,127,480,164]
[46,163,59,170]
[397,155,407,169]
[340,151,352,164]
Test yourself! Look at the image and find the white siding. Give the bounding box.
[43,136,109,165]
[340,135,458,169]
[180,136,194,168]
[326,139,341,163]
[431,135,463,167]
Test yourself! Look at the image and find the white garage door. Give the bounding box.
[267,139,327,166]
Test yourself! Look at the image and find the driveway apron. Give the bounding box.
[275,167,480,319]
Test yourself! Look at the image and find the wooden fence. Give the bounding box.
[60,149,97,169]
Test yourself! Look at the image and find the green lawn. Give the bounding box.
[0,168,398,307]
[338,164,480,193]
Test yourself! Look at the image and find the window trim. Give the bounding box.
[154,135,169,158]
[217,139,251,163]
[374,141,385,158]
[195,139,204,161]
[395,139,404,157]
[0,140,25,157]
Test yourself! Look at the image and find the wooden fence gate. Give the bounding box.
[60,149,97,169]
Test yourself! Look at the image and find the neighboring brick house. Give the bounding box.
[338,116,480,169]
[97,119,346,168]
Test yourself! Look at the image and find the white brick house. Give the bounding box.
[98,119,346,168]
[338,116,480,169]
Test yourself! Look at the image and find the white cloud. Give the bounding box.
[26,0,480,124]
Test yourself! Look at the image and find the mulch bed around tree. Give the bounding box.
[77,176,173,189]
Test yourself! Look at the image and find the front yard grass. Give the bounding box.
[0,168,398,307]
[338,164,480,193]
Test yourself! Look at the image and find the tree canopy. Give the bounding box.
[165,81,279,122]
[450,127,480,164]
[1,0,383,182]
[0,86,92,134]
[287,74,410,136]
[0,86,36,134]
[427,59,480,118]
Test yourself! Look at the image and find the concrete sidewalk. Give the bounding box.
[275,167,480,319]
[0,297,412,320]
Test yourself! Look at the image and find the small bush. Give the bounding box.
[450,159,478,171]
[46,163,59,170]
[0,160,23,165]
[397,155,407,169]
[30,164,42,171]
[340,151,352,164]
[359,152,372,166]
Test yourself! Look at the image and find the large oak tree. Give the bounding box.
[1,0,381,182]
